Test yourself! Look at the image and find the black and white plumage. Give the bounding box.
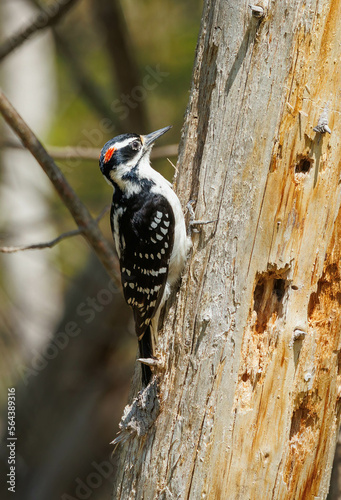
[99,126,190,385]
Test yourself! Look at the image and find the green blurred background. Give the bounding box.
[0,1,202,498]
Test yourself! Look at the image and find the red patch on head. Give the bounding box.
[104,146,116,163]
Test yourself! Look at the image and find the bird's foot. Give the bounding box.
[187,200,218,234]
[137,357,160,367]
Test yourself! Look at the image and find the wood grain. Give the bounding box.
[113,1,341,498]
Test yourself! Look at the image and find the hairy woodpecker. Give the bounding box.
[99,126,190,386]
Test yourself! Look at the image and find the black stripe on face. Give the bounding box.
[99,134,143,177]
[113,143,141,166]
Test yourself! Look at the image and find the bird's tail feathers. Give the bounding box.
[138,325,153,386]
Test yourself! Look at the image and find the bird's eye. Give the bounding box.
[131,140,141,151]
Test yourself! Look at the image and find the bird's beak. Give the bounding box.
[143,126,172,147]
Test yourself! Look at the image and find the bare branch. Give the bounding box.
[0,0,80,62]
[0,205,110,254]
[0,229,81,254]
[0,88,120,286]
[0,139,178,161]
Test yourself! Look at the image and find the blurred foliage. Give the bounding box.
[46,0,202,278]
[0,0,203,358]
[0,4,203,497]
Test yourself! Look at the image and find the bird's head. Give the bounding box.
[99,126,171,183]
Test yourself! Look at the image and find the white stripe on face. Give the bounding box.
[113,137,140,150]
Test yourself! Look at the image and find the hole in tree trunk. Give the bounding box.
[295,157,313,174]
[253,267,289,333]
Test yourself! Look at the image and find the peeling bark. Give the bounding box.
[113,1,341,498]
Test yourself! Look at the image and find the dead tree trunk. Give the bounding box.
[113,1,341,498]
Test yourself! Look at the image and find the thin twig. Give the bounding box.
[166,157,178,174]
[0,229,81,254]
[0,205,110,254]
[0,88,119,286]
[0,0,80,62]
[0,139,178,161]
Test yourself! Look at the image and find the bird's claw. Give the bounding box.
[137,357,160,367]
[187,200,218,234]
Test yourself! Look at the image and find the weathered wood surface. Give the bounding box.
[113,1,341,498]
